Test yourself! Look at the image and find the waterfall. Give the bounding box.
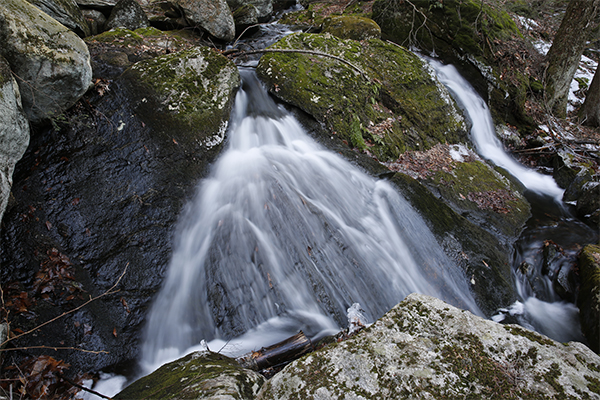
[428,60,565,201]
[428,59,588,344]
[140,69,481,370]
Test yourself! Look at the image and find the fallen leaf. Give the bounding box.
[112,327,118,338]
[45,221,52,230]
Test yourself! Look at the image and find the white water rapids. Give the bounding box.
[139,69,481,371]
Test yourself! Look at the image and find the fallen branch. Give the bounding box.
[1,263,128,349]
[228,48,369,79]
[236,331,313,371]
[60,373,114,400]
[0,345,109,354]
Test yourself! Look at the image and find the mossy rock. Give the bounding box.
[256,33,468,162]
[321,16,381,40]
[389,169,519,316]
[257,293,600,399]
[121,46,240,149]
[372,0,536,132]
[578,244,600,353]
[116,351,266,399]
[278,0,375,29]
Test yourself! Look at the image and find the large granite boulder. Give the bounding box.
[258,293,600,399]
[172,0,235,42]
[227,0,273,21]
[116,351,265,399]
[28,0,91,37]
[256,33,468,162]
[0,45,240,372]
[578,244,600,353]
[0,56,29,223]
[0,0,92,124]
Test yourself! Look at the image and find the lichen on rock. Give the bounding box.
[578,244,600,353]
[257,293,600,399]
[256,32,468,162]
[122,46,240,148]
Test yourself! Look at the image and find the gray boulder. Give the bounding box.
[577,181,600,225]
[0,56,29,223]
[258,293,600,399]
[116,351,265,399]
[227,0,272,21]
[174,0,235,42]
[0,0,92,124]
[82,9,107,35]
[28,0,91,37]
[105,0,150,31]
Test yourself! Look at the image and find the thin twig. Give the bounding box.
[231,23,264,49]
[228,48,369,79]
[0,346,109,354]
[1,263,128,348]
[60,373,114,400]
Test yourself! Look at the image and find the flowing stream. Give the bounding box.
[429,60,594,344]
[139,69,481,371]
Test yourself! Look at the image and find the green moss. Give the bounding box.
[577,245,600,353]
[116,352,265,399]
[504,325,556,347]
[256,33,467,161]
[91,27,144,45]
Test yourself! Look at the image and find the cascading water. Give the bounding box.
[429,60,564,200]
[140,68,481,371]
[429,60,595,344]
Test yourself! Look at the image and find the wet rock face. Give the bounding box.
[0,45,239,372]
[116,351,265,399]
[258,293,600,399]
[0,55,29,223]
[0,0,92,125]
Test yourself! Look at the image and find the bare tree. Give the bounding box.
[543,0,600,118]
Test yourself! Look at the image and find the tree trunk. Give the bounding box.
[579,66,600,127]
[543,0,600,118]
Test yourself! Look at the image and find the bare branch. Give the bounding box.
[228,48,369,79]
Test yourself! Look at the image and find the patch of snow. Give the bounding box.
[347,303,369,335]
[516,16,539,31]
[449,144,470,162]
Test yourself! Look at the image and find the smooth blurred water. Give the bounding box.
[429,60,565,201]
[429,59,592,344]
[140,69,481,371]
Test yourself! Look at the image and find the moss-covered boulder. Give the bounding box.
[578,245,600,353]
[121,46,239,145]
[116,351,266,399]
[321,16,381,40]
[387,143,530,240]
[256,33,468,162]
[258,293,600,399]
[0,0,92,124]
[372,0,536,132]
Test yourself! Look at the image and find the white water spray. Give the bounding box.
[429,60,564,201]
[140,69,481,371]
